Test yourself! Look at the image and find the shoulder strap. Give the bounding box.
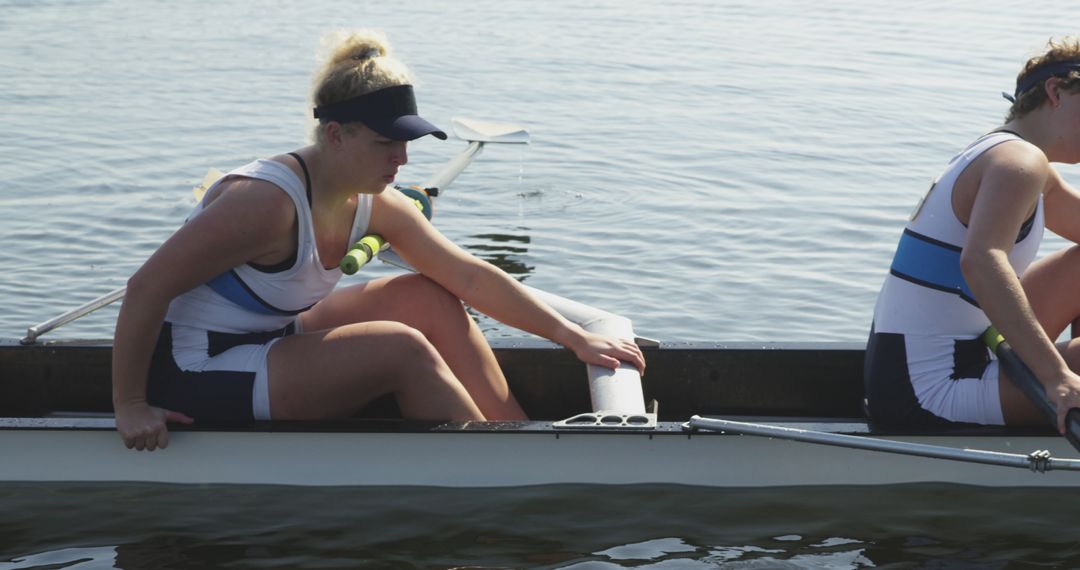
[287,152,313,205]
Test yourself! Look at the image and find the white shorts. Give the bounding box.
[865,329,1005,426]
[147,320,301,421]
[904,334,1005,425]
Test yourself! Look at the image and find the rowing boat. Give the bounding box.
[3,337,1078,487]
[4,117,1078,488]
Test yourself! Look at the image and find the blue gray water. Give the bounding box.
[3,0,1077,343]
[3,483,1080,569]
[4,0,1080,567]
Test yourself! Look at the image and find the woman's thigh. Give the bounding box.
[294,273,523,420]
[265,321,483,421]
[1000,246,1080,423]
[299,274,470,339]
[997,338,1080,425]
[1021,245,1080,339]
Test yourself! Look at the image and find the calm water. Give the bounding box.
[3,483,1080,569]
[3,0,1078,344]
[4,0,1080,567]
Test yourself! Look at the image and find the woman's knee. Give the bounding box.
[1024,245,1080,288]
[399,274,461,307]
[1021,245,1080,337]
[369,322,458,382]
[1060,339,1080,372]
[368,321,441,364]
[393,274,470,331]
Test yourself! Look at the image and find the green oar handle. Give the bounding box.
[983,326,1080,453]
[338,186,434,276]
[340,234,387,275]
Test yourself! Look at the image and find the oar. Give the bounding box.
[688,416,1080,472]
[338,117,530,274]
[21,117,529,343]
[20,168,227,344]
[21,287,126,344]
[982,326,1080,453]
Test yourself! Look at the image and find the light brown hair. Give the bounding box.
[310,31,414,144]
[1006,37,1080,121]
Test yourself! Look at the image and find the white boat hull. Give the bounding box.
[3,420,1078,487]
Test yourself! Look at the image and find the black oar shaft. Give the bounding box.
[983,327,1080,453]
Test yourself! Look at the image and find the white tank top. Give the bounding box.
[872,131,1043,337]
[165,158,374,333]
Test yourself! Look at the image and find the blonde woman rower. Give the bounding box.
[112,31,645,451]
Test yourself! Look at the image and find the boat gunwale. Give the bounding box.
[0,337,870,350]
[0,415,1060,440]
[2,337,1061,439]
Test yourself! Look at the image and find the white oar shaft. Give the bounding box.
[525,287,645,414]
[689,416,1080,472]
[22,286,127,344]
[423,141,483,193]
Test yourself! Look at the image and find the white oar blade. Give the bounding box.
[451,117,529,144]
[193,167,225,201]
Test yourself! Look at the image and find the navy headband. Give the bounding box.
[313,85,447,141]
[1007,60,1080,102]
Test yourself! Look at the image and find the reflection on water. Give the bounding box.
[463,231,534,335]
[2,483,1079,569]
[1,547,117,570]
[464,231,534,280]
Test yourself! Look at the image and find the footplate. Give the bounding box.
[552,412,657,430]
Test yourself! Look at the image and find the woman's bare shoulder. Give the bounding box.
[198,175,297,235]
[983,138,1050,172]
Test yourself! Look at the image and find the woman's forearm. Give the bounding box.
[963,249,1070,384]
[455,261,584,345]
[111,280,168,408]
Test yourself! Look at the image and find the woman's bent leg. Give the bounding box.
[1021,245,1080,339]
[266,321,484,421]
[1002,246,1080,424]
[300,274,527,420]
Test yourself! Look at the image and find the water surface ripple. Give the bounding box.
[3,1,1080,567]
[4,0,1077,342]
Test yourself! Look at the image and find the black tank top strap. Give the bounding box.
[249,153,308,274]
[988,128,1026,141]
[287,152,313,205]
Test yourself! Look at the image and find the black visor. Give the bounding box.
[1013,60,1080,100]
[313,85,447,141]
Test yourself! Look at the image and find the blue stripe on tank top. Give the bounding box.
[205,269,313,316]
[889,229,979,307]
